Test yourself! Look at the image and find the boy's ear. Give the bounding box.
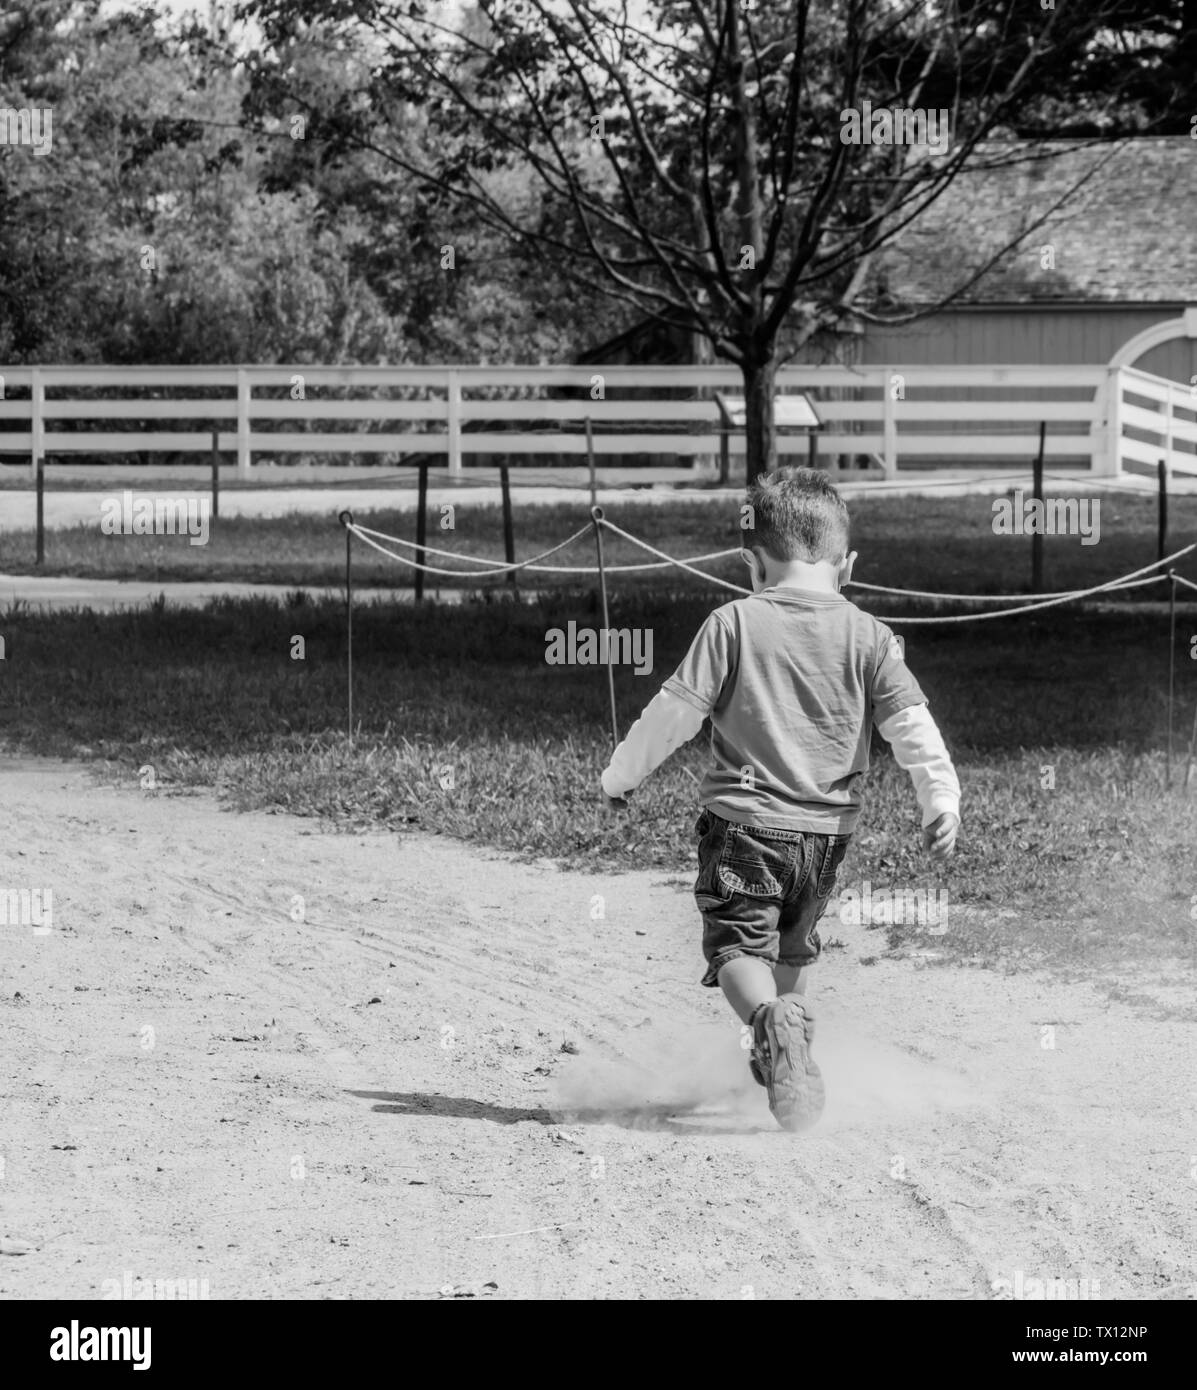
[837,550,858,590]
[740,547,764,586]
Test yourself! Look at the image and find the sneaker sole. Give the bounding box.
[754,996,825,1132]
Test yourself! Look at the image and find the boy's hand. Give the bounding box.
[923,812,959,861]
[601,787,630,811]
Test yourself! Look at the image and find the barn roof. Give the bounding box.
[869,137,1197,308]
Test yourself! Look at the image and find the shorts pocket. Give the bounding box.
[815,834,851,899]
[694,812,731,912]
[718,827,789,899]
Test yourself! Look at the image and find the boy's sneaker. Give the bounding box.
[750,995,824,1132]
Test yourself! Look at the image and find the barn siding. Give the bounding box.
[851,306,1193,379]
[787,306,1196,468]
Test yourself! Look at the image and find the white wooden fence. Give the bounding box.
[0,362,1188,478]
[1111,365,1197,476]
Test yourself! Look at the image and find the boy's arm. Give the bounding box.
[875,702,960,829]
[600,688,707,800]
[600,608,735,800]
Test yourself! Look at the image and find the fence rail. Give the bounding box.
[0,361,1187,478]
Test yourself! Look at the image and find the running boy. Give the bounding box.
[600,466,960,1132]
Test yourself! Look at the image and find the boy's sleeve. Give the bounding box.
[869,623,928,725]
[600,689,706,799]
[876,702,961,829]
[660,609,737,713]
[600,610,736,799]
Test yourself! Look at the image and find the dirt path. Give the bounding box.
[0,575,443,612]
[1,757,1193,1300]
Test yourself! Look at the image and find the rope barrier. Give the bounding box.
[594,519,752,596]
[337,510,1197,788]
[600,522,1196,620]
[348,520,594,577]
[862,546,1195,625]
[350,520,739,574]
[849,573,1166,602]
[337,511,1196,622]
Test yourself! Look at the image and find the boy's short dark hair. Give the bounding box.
[744,466,850,564]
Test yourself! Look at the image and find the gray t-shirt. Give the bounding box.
[661,587,926,832]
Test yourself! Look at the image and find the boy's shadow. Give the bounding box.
[348,1090,764,1136]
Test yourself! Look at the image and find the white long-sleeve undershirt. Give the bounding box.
[600,694,960,828]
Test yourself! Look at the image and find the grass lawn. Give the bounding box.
[2,491,1197,601]
[1,575,1195,999]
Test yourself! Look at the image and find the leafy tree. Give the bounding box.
[238,0,1195,477]
[0,1,404,364]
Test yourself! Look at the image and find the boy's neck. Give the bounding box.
[759,561,841,595]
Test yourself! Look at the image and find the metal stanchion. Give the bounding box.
[338,510,354,744]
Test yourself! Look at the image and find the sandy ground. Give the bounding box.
[1,755,1195,1301]
[0,572,1192,615]
[0,575,432,612]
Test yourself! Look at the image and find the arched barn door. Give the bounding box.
[1096,308,1197,476]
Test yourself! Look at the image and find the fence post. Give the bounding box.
[1158,458,1168,564]
[1100,366,1123,477]
[35,453,44,565]
[211,430,220,520]
[1031,421,1046,594]
[500,462,516,587]
[446,370,462,475]
[415,460,428,602]
[586,417,598,509]
[714,393,731,484]
[1164,380,1175,474]
[30,366,43,482]
[881,368,897,478]
[1166,570,1177,789]
[236,368,251,473]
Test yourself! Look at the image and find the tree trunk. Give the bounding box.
[742,357,777,482]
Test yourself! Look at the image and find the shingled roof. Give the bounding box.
[869,137,1197,307]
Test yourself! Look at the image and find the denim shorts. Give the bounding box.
[693,809,851,987]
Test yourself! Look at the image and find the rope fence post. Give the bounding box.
[1175,572,1197,795]
[586,417,601,613]
[590,505,619,753]
[500,462,516,588]
[339,510,354,745]
[1183,686,1197,795]
[1031,421,1046,594]
[1167,569,1177,788]
[415,460,428,602]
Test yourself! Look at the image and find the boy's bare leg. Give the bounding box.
[717,956,777,1023]
[773,963,808,996]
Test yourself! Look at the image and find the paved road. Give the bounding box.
[1,467,1172,535]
